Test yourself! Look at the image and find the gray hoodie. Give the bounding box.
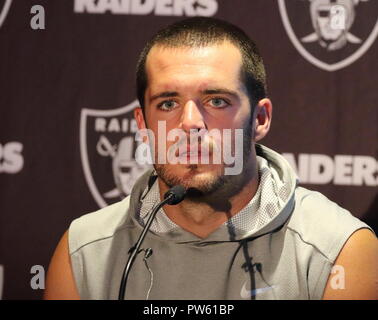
[69,144,371,300]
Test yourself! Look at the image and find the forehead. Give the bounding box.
[145,41,244,92]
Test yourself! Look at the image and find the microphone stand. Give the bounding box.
[118,194,174,300]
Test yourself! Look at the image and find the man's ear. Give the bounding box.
[134,107,147,130]
[134,107,151,145]
[253,98,272,142]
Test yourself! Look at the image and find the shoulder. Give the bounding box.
[68,196,131,255]
[323,228,378,299]
[67,168,155,255]
[287,186,373,262]
[44,230,81,299]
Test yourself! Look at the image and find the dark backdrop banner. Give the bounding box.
[0,0,377,299]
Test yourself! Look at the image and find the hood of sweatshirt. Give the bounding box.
[125,143,298,243]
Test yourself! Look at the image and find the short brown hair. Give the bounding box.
[136,17,267,110]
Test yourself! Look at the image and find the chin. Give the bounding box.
[155,163,225,193]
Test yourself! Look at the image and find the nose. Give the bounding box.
[180,100,206,133]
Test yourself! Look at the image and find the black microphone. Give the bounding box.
[118,185,186,300]
[164,185,186,205]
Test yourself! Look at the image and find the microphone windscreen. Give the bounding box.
[164,185,186,205]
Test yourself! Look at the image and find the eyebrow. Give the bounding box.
[149,91,178,102]
[149,88,240,102]
[202,88,240,99]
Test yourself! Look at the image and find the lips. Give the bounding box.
[176,144,216,166]
[172,140,215,163]
[179,145,202,157]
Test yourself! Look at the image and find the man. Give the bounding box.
[44,17,377,300]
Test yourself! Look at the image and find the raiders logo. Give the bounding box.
[0,0,12,29]
[278,0,378,71]
[80,100,150,208]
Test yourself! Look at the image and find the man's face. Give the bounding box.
[135,41,256,193]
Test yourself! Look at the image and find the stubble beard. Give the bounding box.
[153,115,254,200]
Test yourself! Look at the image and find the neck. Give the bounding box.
[158,162,259,239]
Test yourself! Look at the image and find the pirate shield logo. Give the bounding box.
[80,100,150,208]
[278,0,378,71]
[0,0,12,29]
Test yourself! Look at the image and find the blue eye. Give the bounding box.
[158,100,178,111]
[209,98,229,108]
